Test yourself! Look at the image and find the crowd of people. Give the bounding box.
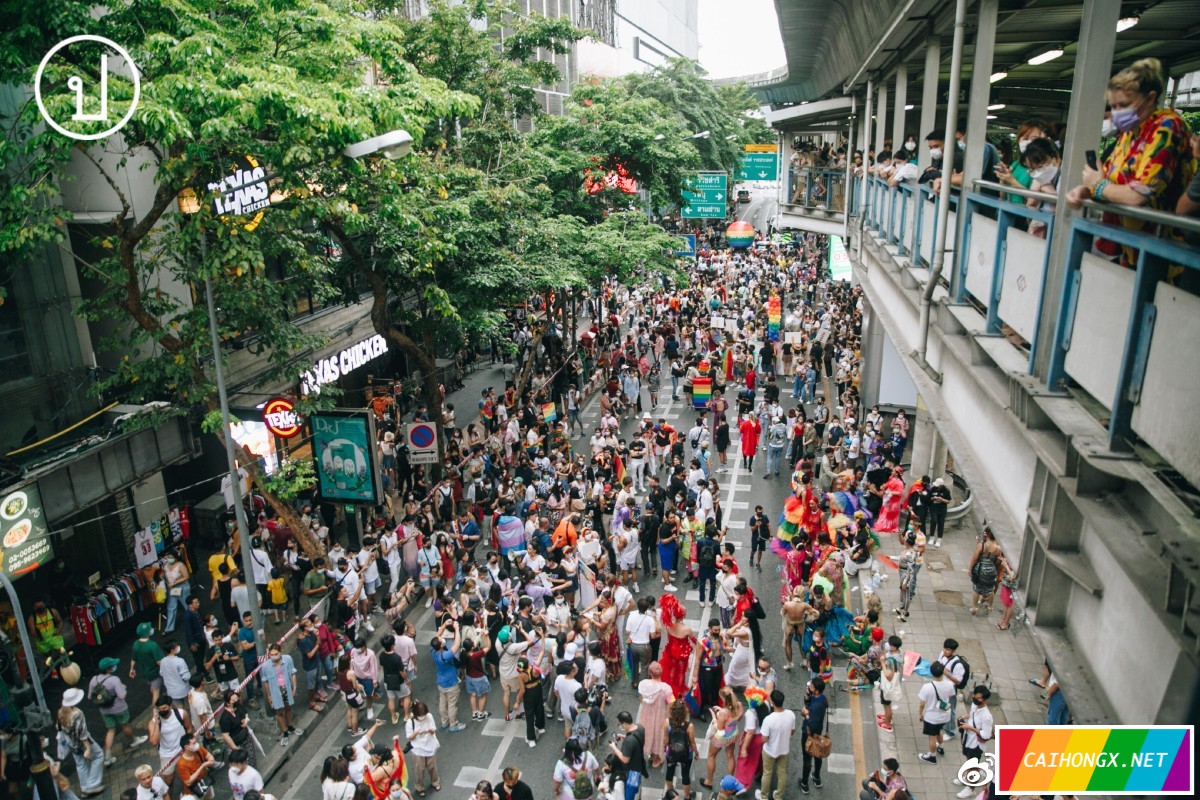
[41,205,1067,800]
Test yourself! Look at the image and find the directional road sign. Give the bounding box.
[738,152,779,181]
[682,172,728,219]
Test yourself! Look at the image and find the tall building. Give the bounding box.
[575,0,700,78]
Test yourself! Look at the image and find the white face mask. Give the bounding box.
[929,147,943,161]
[904,140,916,151]
[1018,139,1032,154]
[1029,164,1059,184]
[957,139,966,150]
[1100,118,1117,138]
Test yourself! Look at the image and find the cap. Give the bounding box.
[137,622,153,638]
[933,478,945,487]
[720,776,745,793]
[99,656,120,672]
[498,626,511,644]
[62,688,85,707]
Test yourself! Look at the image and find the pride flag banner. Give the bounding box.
[995,725,1193,795]
[542,402,557,423]
[767,295,782,342]
[693,377,712,409]
[494,515,526,556]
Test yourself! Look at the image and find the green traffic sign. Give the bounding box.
[682,172,727,219]
[738,152,779,181]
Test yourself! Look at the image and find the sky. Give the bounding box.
[696,0,787,80]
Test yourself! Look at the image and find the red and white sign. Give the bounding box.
[263,396,302,438]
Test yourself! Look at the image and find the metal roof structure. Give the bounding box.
[752,0,1200,132]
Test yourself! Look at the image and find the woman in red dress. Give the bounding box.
[872,467,906,533]
[657,594,694,700]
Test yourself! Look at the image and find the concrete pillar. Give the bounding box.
[962,0,999,189]
[892,63,909,151]
[1035,0,1121,381]
[875,81,889,152]
[930,434,949,482]
[918,37,941,172]
[907,394,935,477]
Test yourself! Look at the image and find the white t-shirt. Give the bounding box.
[554,675,582,717]
[760,708,796,758]
[918,678,956,724]
[250,548,272,585]
[136,777,170,800]
[586,656,607,689]
[554,753,599,800]
[357,549,380,585]
[626,611,654,645]
[228,766,264,800]
[962,702,995,751]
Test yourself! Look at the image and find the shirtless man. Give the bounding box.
[781,587,818,672]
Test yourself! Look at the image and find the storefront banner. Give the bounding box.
[0,484,53,576]
[312,412,381,504]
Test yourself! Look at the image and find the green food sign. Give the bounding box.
[0,484,53,577]
[312,412,381,504]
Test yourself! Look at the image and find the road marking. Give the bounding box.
[826,753,858,775]
[850,674,868,784]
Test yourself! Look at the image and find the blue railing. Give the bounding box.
[861,177,958,268]
[1046,202,1200,454]
[786,168,850,213]
[954,180,1057,373]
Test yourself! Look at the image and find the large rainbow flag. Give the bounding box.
[542,402,557,423]
[693,377,713,409]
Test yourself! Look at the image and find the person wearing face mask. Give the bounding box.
[226,749,264,800]
[1068,57,1195,265]
[147,697,191,791]
[859,757,906,800]
[259,643,303,747]
[994,120,1047,199]
[952,686,995,798]
[162,554,192,634]
[175,733,218,800]
[1021,138,1064,236]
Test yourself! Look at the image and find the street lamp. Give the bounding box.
[692,130,712,139]
[181,129,411,659]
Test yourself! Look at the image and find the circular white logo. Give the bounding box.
[34,35,140,142]
[957,752,997,788]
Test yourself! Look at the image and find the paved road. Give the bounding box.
[274,380,878,800]
[732,183,779,234]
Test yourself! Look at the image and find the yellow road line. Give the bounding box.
[849,686,868,783]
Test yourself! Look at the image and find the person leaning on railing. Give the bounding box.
[1020,138,1063,239]
[1066,57,1196,265]
[994,120,1049,201]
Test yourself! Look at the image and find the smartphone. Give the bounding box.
[1086,150,1098,170]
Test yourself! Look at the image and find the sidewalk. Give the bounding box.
[852,514,1046,800]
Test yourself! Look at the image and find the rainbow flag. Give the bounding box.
[693,377,712,409]
[613,454,627,484]
[723,349,734,382]
[768,295,782,342]
[996,726,1192,795]
[542,402,557,423]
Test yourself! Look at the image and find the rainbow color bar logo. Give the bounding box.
[995,725,1193,795]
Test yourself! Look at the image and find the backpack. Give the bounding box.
[947,654,972,691]
[571,707,595,749]
[666,723,689,763]
[572,765,594,800]
[88,677,115,708]
[972,554,998,587]
[697,538,718,569]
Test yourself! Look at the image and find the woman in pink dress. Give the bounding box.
[873,466,906,533]
[636,661,675,769]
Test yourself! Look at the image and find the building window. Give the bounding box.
[0,281,32,379]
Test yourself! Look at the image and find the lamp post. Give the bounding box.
[182,129,412,658]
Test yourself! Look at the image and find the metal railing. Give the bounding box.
[785,168,850,212]
[1047,201,1200,456]
[860,176,959,268]
[953,179,1059,373]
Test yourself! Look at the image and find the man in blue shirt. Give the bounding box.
[800,677,829,792]
[431,620,465,732]
[237,612,260,707]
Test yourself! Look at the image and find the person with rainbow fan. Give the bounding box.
[734,685,768,786]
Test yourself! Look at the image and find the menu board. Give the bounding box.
[0,484,53,577]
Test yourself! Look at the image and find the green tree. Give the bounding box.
[0,0,472,555]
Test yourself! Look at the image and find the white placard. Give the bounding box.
[724,320,739,334]
[711,315,726,329]
[784,332,804,345]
